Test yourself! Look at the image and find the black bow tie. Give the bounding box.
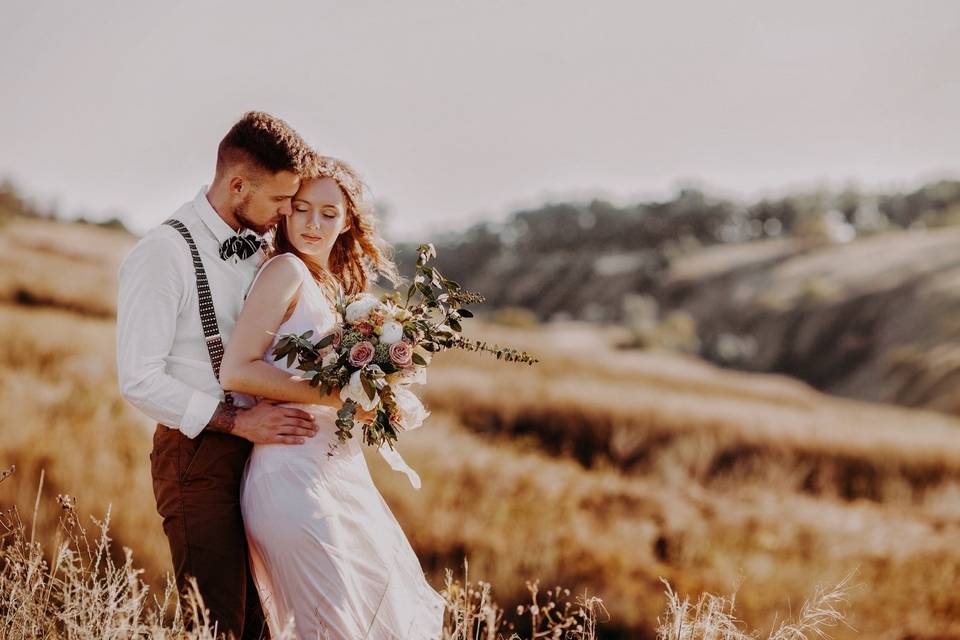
[219,231,266,263]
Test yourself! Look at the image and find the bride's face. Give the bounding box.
[286,177,350,260]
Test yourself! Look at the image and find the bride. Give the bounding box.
[219,154,444,639]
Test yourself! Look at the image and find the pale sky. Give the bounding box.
[1,1,958,241]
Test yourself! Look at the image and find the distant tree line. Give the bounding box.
[428,179,960,257]
[389,178,960,322]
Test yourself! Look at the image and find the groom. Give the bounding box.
[116,112,320,639]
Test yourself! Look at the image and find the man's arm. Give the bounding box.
[204,399,325,443]
[116,233,221,438]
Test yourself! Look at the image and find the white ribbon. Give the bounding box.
[377,444,421,489]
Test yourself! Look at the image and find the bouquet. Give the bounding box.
[271,243,538,455]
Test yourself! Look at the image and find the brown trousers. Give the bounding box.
[150,424,269,640]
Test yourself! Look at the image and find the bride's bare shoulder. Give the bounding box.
[247,253,305,303]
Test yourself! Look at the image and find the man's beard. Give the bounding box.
[233,194,278,236]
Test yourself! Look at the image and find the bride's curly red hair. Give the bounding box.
[267,154,404,304]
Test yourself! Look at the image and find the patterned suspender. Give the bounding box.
[163,218,234,406]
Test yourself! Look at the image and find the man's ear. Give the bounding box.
[228,175,246,195]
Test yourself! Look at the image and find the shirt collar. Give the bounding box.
[192,185,251,245]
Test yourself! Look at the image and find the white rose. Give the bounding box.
[321,350,339,368]
[339,369,379,411]
[393,386,430,431]
[379,320,404,344]
[344,294,381,323]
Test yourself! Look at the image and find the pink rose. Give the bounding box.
[389,341,413,367]
[349,341,375,367]
[355,321,374,336]
[370,310,385,326]
[331,326,343,350]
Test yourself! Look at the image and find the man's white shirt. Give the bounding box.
[116,186,261,438]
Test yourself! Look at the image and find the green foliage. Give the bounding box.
[373,342,392,368]
[340,329,363,351]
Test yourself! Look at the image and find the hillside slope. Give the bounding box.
[660,227,960,411]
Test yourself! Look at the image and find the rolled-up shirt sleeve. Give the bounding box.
[116,233,220,438]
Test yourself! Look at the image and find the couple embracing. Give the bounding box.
[116,111,444,639]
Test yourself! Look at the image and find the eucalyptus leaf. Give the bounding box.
[316,333,335,348]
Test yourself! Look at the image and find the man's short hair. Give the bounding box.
[216,111,309,176]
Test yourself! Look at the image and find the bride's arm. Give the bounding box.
[220,255,339,407]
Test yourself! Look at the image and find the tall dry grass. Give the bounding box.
[0,466,611,639]
[0,467,854,640]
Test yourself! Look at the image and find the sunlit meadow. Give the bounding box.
[4,215,953,638]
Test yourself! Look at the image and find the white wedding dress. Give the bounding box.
[239,253,444,640]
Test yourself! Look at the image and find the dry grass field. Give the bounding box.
[1,215,957,638]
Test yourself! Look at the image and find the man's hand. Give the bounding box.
[207,400,319,444]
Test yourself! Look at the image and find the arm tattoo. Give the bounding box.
[206,401,239,434]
